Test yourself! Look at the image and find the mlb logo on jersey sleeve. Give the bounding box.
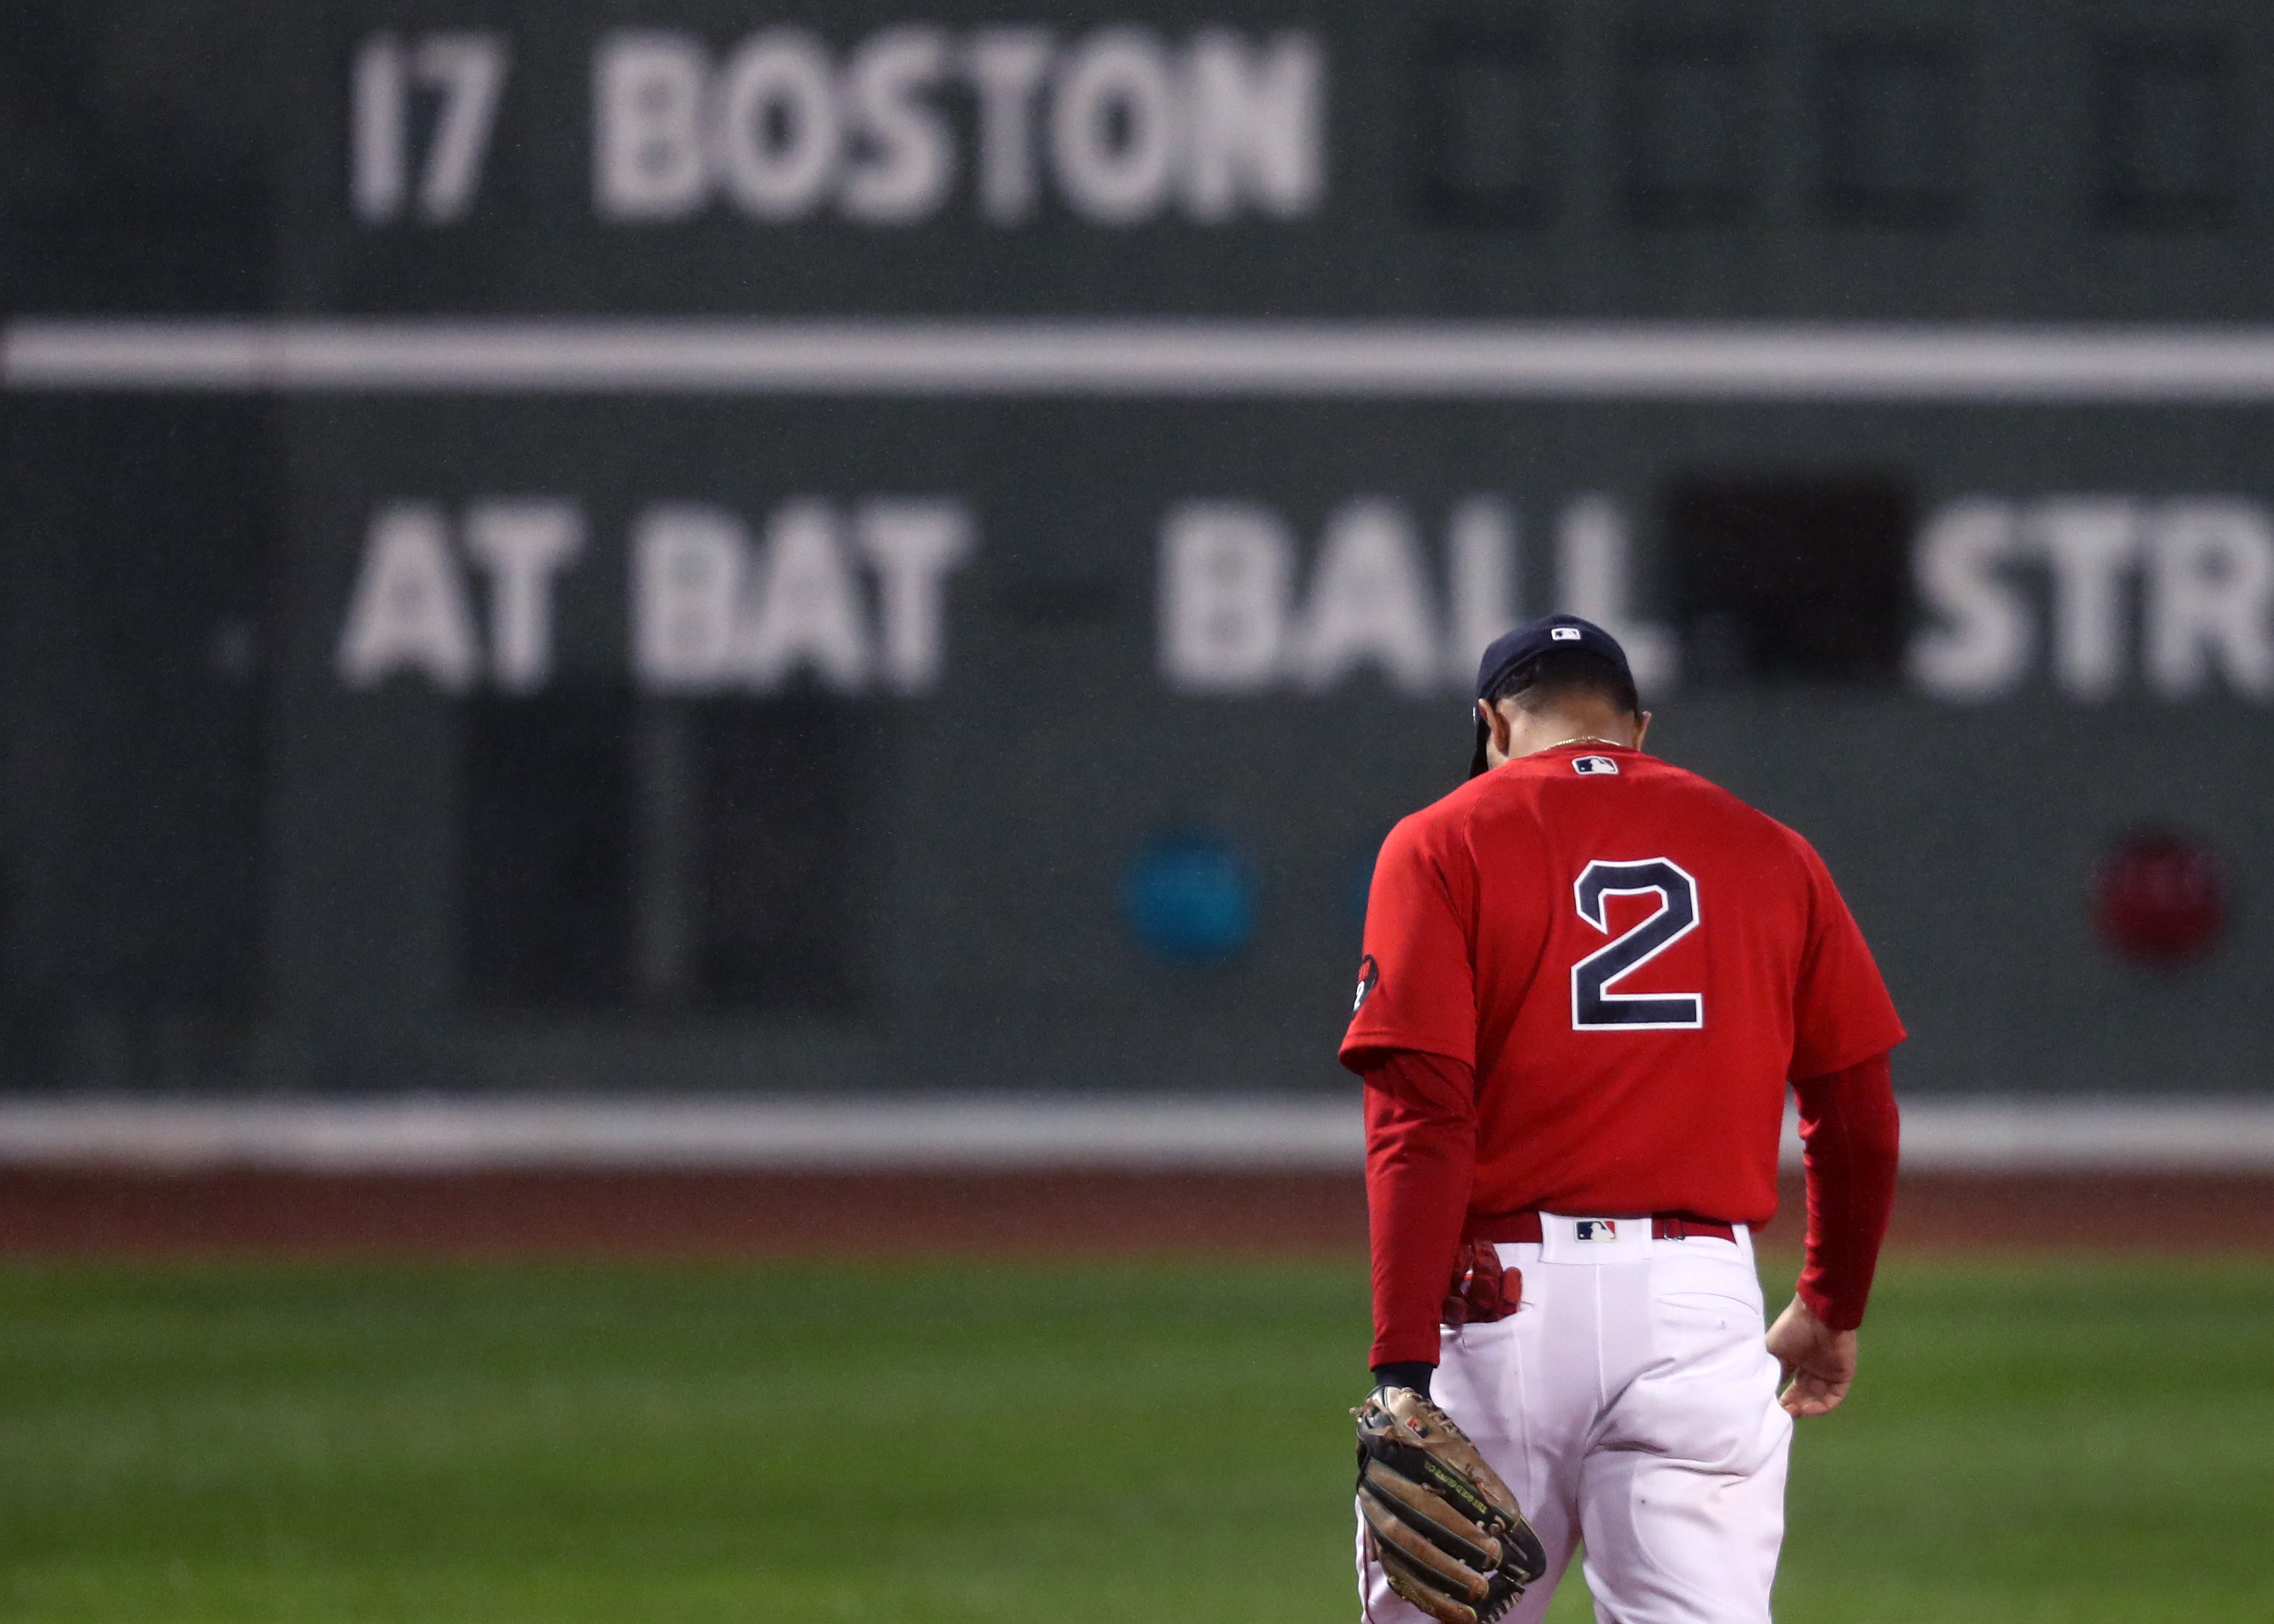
[1574,755,1619,776]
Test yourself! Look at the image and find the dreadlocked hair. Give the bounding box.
[1486,647,1640,718]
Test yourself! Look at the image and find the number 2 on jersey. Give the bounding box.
[1571,859,1704,1030]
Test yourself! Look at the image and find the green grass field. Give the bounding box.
[1,1256,2268,1622]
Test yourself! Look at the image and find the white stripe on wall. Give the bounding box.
[0,1097,1361,1173]
[14,319,2274,400]
[1,1096,2272,1174]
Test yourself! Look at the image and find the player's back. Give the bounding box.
[1346,625,1909,1624]
[1386,741,1882,1224]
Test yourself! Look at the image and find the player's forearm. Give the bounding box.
[1362,1049,1478,1373]
[1792,1051,1900,1331]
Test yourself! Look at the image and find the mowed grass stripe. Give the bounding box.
[0,1259,2267,1623]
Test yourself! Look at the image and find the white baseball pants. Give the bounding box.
[1357,1218,1792,1624]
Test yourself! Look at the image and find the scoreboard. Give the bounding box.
[4,0,2274,1096]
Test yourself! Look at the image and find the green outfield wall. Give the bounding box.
[3,0,2270,1093]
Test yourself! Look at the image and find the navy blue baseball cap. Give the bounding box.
[1469,614,1635,779]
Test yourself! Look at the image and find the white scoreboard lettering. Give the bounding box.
[1910,496,2274,702]
[632,499,971,694]
[351,22,1326,227]
[1157,495,1676,697]
[592,24,1323,226]
[352,33,511,224]
[334,488,2274,704]
[336,497,972,697]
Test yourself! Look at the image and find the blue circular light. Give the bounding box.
[1122,831,1257,964]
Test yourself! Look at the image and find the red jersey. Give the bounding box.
[1341,741,1903,1229]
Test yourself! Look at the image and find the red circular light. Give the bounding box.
[2092,828,2228,965]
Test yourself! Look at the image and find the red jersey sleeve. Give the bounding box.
[1362,1049,1476,1368]
[1792,1051,1901,1330]
[1341,814,1477,1070]
[1786,837,1906,1081]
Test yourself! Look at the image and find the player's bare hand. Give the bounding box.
[1766,1296,1856,1417]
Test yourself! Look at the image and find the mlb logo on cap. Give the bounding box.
[1551,627,1582,642]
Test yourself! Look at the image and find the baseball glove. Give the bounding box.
[1355,1386,1548,1624]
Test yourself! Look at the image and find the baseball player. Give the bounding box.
[1344,613,1903,1624]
